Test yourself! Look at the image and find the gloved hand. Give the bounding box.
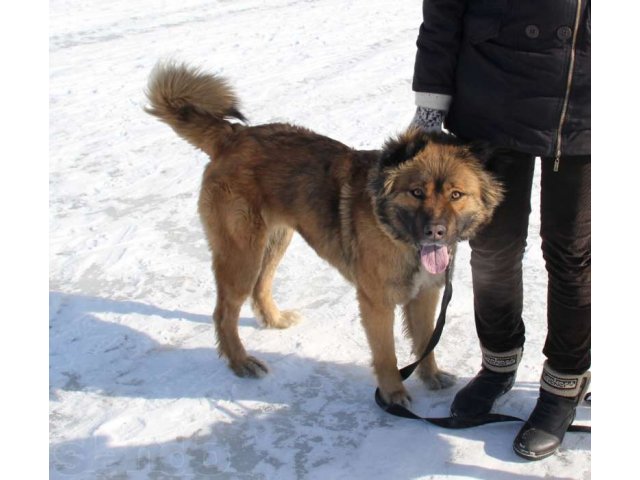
[410,106,445,133]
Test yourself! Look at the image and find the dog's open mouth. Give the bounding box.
[420,244,450,275]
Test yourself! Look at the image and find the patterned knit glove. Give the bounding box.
[410,106,445,133]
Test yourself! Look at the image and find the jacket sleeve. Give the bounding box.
[412,0,467,106]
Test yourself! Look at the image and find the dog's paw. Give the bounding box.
[383,388,413,408]
[230,356,269,378]
[421,369,457,390]
[268,310,302,329]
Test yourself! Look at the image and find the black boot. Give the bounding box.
[450,367,516,417]
[513,363,590,461]
[450,346,522,417]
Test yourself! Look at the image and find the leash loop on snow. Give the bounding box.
[374,263,591,434]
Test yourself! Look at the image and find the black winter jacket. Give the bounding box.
[413,0,590,157]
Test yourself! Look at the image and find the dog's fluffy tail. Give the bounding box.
[145,62,245,157]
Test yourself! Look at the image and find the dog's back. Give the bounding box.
[146,62,379,274]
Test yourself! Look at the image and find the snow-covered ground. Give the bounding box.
[49,1,591,478]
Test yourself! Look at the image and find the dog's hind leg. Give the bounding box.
[251,227,300,329]
[403,286,456,390]
[210,211,271,378]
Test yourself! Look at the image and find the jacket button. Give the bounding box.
[557,26,572,40]
[525,24,539,38]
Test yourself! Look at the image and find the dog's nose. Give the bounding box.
[425,223,447,241]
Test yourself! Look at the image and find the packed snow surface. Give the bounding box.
[50,0,590,478]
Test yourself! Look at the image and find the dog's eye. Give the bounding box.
[410,188,425,199]
[451,191,463,200]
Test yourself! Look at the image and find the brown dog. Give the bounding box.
[145,63,503,405]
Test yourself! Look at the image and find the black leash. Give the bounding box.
[374,265,591,434]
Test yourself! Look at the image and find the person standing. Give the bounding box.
[410,0,591,460]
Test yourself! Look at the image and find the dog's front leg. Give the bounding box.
[403,286,456,390]
[357,289,410,407]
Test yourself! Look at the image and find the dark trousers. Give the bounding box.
[469,151,591,374]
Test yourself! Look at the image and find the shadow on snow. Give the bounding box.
[49,291,590,479]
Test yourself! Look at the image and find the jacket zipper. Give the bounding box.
[553,0,583,172]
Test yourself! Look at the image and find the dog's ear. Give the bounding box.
[467,140,496,165]
[380,129,428,169]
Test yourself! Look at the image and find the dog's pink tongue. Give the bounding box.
[420,245,449,274]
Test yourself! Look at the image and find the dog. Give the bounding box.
[145,62,503,406]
